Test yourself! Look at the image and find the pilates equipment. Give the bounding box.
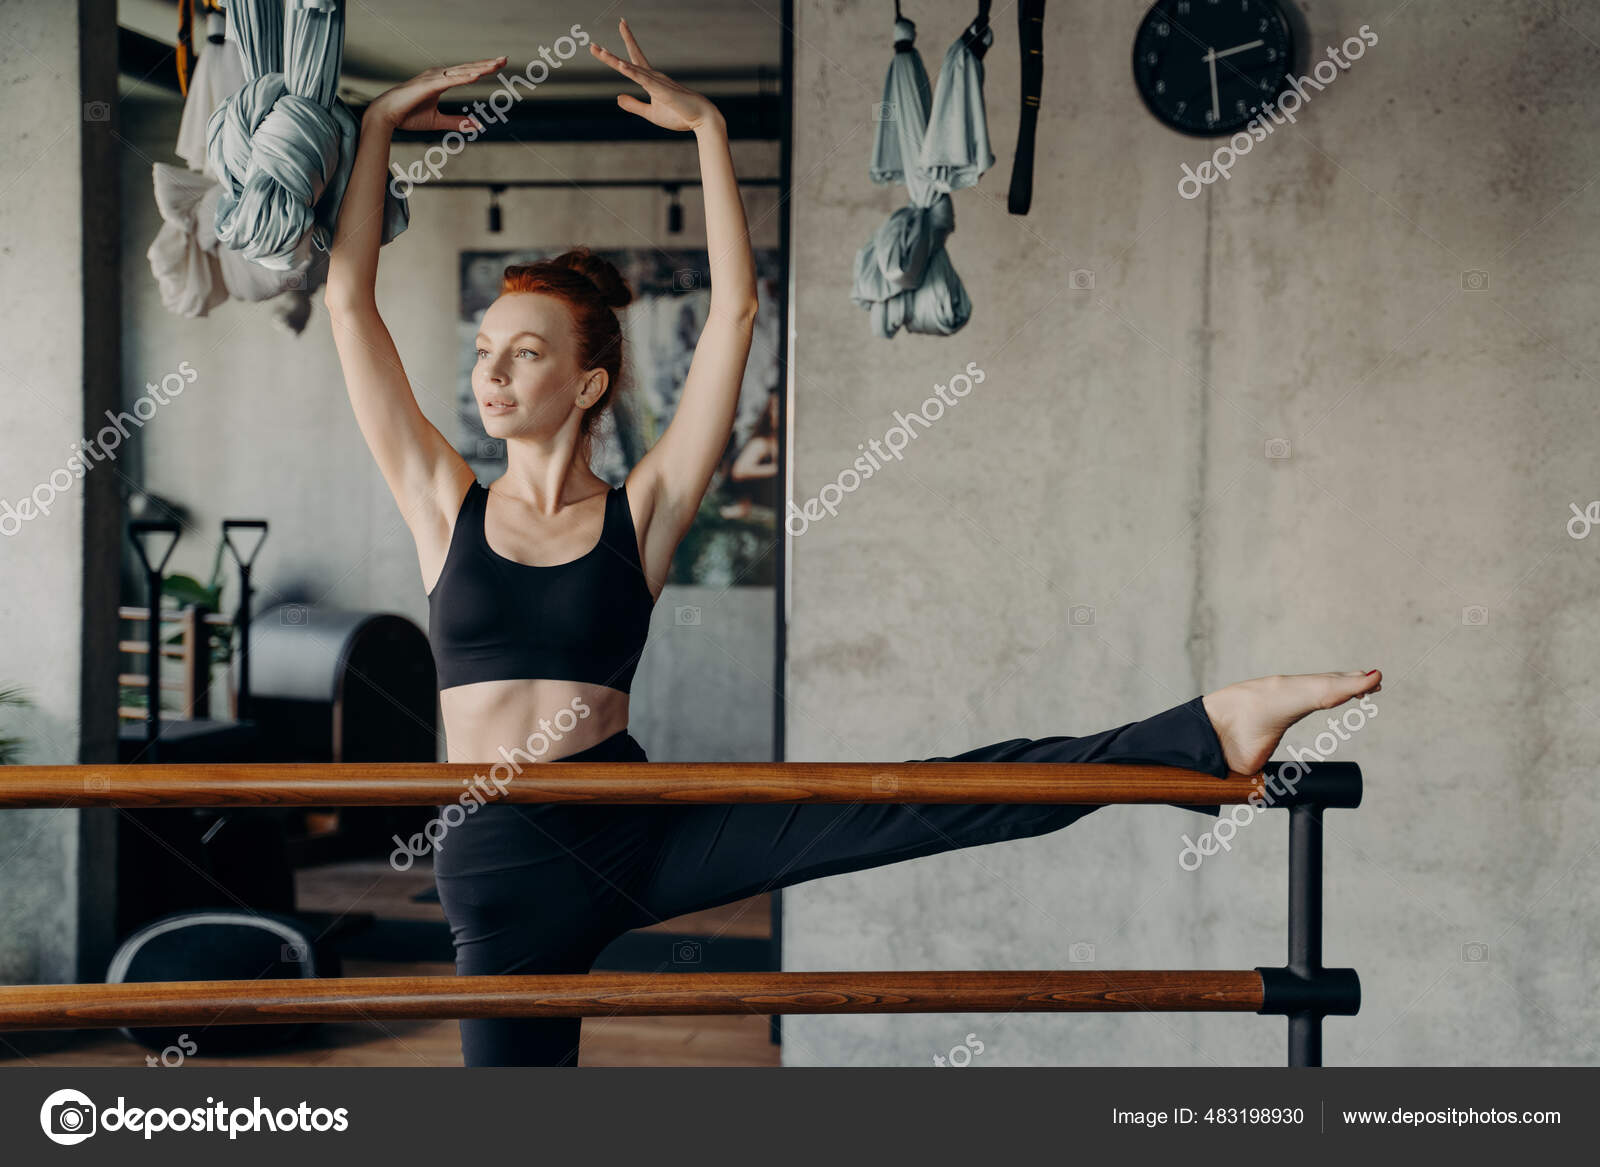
[118,513,265,754]
[248,604,435,766]
[220,518,268,719]
[0,760,1362,1066]
[106,909,341,1054]
[116,603,228,724]
[126,518,181,760]
[119,515,273,931]
[247,603,436,863]
[115,601,432,930]
[114,561,430,923]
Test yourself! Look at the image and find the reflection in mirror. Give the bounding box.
[0,0,788,1070]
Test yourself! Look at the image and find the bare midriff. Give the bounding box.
[438,677,630,765]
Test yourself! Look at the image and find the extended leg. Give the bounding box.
[630,694,1231,925]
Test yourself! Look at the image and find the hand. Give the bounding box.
[365,57,508,133]
[591,19,720,133]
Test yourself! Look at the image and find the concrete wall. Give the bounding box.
[781,0,1600,1065]
[0,0,120,986]
[117,93,781,764]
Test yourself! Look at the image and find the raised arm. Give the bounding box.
[591,22,760,580]
[323,58,505,559]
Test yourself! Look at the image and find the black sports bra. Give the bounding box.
[426,479,656,694]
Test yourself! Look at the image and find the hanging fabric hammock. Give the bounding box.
[919,19,995,194]
[867,16,935,203]
[149,19,324,330]
[175,12,244,177]
[851,7,993,339]
[205,0,407,271]
[148,162,328,326]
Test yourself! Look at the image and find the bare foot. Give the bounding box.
[1201,671,1382,777]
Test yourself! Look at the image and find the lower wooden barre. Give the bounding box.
[0,971,1265,1030]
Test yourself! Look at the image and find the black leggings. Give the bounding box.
[431,694,1229,1066]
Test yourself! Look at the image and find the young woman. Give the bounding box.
[327,20,1382,1067]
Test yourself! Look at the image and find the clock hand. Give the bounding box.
[1204,47,1219,120]
[1213,39,1265,60]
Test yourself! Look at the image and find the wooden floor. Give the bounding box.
[0,859,781,1068]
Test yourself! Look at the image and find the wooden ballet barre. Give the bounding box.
[0,759,1362,1065]
[0,971,1276,1030]
[0,760,1362,809]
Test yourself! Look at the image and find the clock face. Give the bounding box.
[1133,0,1295,137]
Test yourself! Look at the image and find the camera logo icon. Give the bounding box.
[672,939,702,963]
[40,1088,97,1145]
[1265,438,1292,460]
[673,269,702,290]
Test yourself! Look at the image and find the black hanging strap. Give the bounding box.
[1007,0,1046,215]
[961,0,992,60]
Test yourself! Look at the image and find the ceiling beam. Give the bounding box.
[117,27,781,140]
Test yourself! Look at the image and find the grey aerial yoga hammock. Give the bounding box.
[851,6,994,339]
[206,0,408,271]
[149,19,325,327]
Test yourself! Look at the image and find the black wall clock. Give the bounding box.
[1133,0,1296,137]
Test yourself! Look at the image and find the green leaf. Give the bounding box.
[163,573,220,609]
[0,683,33,709]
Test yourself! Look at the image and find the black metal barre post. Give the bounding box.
[1254,792,1361,1067]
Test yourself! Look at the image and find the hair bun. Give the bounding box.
[554,247,633,310]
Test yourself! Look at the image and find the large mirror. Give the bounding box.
[2,0,789,1071]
